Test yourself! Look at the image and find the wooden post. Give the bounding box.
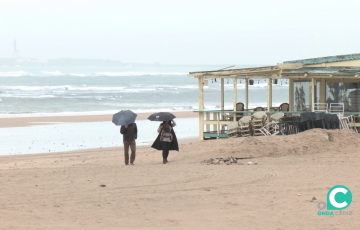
[220,78,224,130]
[320,78,326,103]
[199,77,204,141]
[212,112,217,132]
[205,112,210,132]
[233,78,237,121]
[311,78,315,112]
[217,113,220,137]
[267,78,272,111]
[289,78,294,111]
[221,78,224,110]
[267,78,272,122]
[245,78,249,110]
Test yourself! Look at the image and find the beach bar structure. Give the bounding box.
[188,53,360,140]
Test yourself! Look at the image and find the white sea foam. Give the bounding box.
[178,85,198,89]
[38,95,56,98]
[0,108,191,118]
[0,95,56,98]
[95,72,187,77]
[1,85,127,91]
[0,71,29,77]
[40,71,64,76]
[70,73,86,77]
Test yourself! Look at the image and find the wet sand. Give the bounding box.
[0,111,198,128]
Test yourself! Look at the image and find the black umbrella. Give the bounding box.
[148,112,176,121]
[112,110,137,126]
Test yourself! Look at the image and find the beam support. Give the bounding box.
[212,112,217,132]
[289,78,294,111]
[233,78,237,121]
[205,113,210,132]
[267,78,272,122]
[320,78,326,103]
[245,78,249,110]
[221,78,224,110]
[220,78,224,130]
[311,78,315,112]
[198,77,204,141]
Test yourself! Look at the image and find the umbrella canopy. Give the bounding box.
[112,110,137,126]
[148,112,176,121]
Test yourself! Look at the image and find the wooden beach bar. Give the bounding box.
[188,53,360,140]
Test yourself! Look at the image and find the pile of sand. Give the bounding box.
[178,129,359,162]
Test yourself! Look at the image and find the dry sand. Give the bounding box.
[1,128,360,229]
[0,111,197,128]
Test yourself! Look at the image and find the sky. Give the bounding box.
[0,0,360,65]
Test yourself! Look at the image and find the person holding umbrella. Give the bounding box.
[149,112,179,164]
[112,110,138,166]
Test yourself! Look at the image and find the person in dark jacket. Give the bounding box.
[151,120,178,164]
[120,123,137,166]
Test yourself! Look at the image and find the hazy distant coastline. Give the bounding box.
[0,58,124,67]
[0,58,266,67]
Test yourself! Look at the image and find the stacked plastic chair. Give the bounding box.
[251,111,266,136]
[239,116,252,137]
[227,121,239,137]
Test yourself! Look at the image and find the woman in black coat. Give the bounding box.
[151,120,179,164]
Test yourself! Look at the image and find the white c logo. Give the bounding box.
[329,188,348,208]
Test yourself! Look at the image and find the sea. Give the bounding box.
[0,65,289,117]
[0,64,289,155]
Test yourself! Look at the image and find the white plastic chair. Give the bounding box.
[329,103,344,117]
[227,121,239,137]
[313,103,328,113]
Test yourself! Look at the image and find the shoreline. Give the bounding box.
[0,111,198,128]
[0,113,199,156]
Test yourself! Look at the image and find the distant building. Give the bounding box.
[13,39,19,59]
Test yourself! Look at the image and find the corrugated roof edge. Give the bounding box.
[284,53,360,65]
[283,67,360,76]
[188,65,277,75]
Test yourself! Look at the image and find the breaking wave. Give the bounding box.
[0,71,29,77]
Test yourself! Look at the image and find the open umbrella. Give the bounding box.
[148,112,176,121]
[112,110,137,126]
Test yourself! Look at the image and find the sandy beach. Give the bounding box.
[1,127,359,229]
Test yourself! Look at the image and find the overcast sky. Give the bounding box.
[0,0,359,65]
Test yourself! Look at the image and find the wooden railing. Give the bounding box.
[193,110,360,139]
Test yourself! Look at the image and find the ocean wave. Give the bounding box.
[0,95,56,98]
[0,85,127,91]
[70,73,86,77]
[177,85,198,89]
[0,108,190,118]
[95,72,187,77]
[41,71,64,76]
[219,82,289,89]
[0,71,29,77]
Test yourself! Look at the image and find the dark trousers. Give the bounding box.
[160,141,171,159]
[123,139,136,165]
